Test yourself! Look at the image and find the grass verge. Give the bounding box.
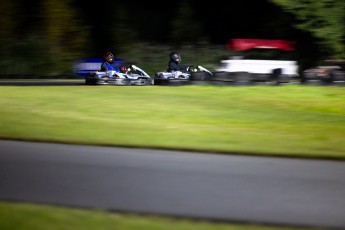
[0,201,324,230]
[0,84,344,160]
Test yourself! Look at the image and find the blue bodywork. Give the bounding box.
[73,57,126,77]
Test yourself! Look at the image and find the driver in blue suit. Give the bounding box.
[100,51,121,72]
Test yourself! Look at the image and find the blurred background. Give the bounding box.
[0,0,344,76]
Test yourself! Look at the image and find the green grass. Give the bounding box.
[0,201,324,230]
[0,84,343,230]
[0,84,344,160]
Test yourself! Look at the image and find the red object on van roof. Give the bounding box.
[227,39,295,51]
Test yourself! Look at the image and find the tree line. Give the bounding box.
[0,0,344,75]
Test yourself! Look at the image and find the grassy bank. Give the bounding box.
[0,201,321,230]
[0,84,344,160]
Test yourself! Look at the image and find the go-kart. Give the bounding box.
[85,65,154,85]
[154,65,214,85]
[301,63,345,85]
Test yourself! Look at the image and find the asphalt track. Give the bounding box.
[0,79,85,86]
[1,139,345,229]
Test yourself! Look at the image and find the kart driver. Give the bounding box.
[167,51,196,73]
[100,51,120,72]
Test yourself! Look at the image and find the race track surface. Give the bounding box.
[0,79,85,86]
[1,139,345,229]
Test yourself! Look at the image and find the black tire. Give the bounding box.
[277,74,290,84]
[251,73,271,83]
[85,77,97,85]
[272,69,290,85]
[233,71,251,86]
[190,72,209,81]
[85,72,98,85]
[209,71,234,85]
[331,71,345,85]
[153,78,188,86]
[190,72,211,85]
[302,72,317,81]
[300,71,320,85]
[154,78,165,85]
[167,79,190,86]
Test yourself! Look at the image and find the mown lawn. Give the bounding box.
[0,84,344,159]
[0,201,323,230]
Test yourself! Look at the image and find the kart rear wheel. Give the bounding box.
[189,72,210,85]
[85,77,98,85]
[233,71,252,86]
[209,72,234,85]
[154,78,189,86]
[301,72,321,85]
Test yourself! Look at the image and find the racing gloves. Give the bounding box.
[187,66,198,72]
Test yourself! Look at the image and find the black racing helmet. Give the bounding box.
[170,51,181,63]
